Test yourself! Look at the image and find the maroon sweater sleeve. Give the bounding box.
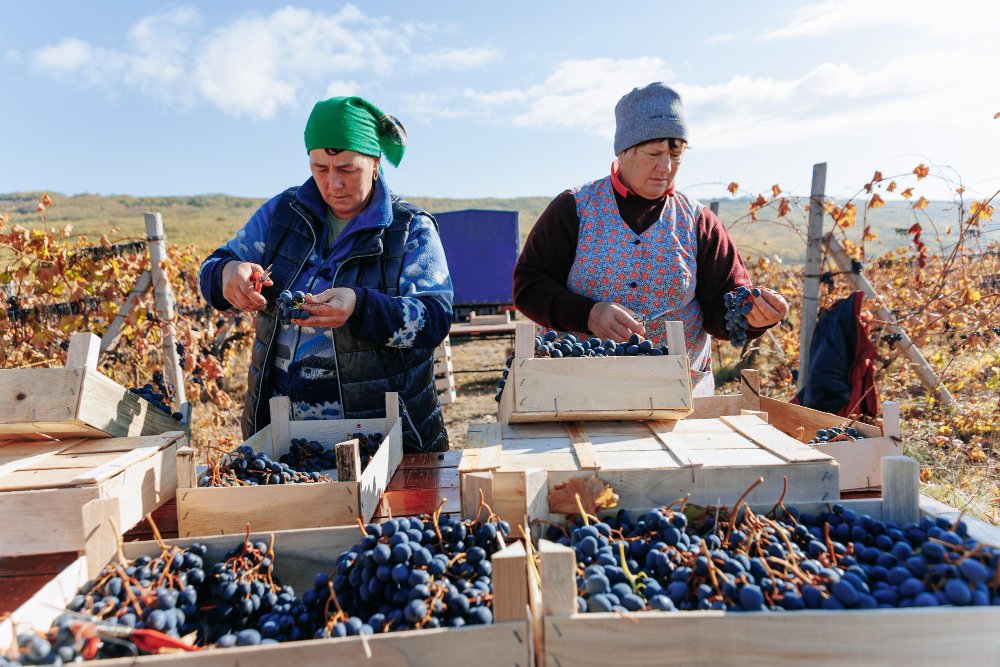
[512,191,596,332]
[694,206,768,341]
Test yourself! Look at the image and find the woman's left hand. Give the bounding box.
[296,287,357,328]
[746,287,789,328]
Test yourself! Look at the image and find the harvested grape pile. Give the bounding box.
[723,286,760,347]
[807,426,866,444]
[278,432,384,474]
[555,494,1000,614]
[7,511,512,662]
[305,512,511,635]
[128,370,184,422]
[199,445,331,487]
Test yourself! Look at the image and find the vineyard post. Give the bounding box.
[709,200,719,216]
[797,162,828,392]
[144,212,186,406]
[826,235,957,409]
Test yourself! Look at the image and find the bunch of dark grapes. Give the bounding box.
[495,331,669,401]
[279,433,384,475]
[199,445,331,487]
[204,540,312,647]
[128,383,184,422]
[808,426,866,444]
[556,500,1000,615]
[723,286,760,347]
[6,615,87,665]
[277,290,310,325]
[302,513,511,636]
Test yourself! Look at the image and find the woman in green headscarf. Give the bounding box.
[199,96,454,452]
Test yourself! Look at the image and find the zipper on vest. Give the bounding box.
[328,247,381,419]
[253,203,317,433]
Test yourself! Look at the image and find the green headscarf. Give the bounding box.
[303,96,407,167]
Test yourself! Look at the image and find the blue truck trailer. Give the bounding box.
[433,209,520,319]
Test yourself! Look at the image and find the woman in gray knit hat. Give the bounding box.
[513,82,787,396]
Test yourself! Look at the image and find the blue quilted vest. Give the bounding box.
[242,187,448,452]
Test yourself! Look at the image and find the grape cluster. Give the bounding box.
[278,432,383,474]
[200,445,331,487]
[303,514,511,636]
[723,286,761,347]
[277,290,310,325]
[6,616,87,665]
[128,383,184,422]
[808,426,866,444]
[495,331,670,402]
[555,501,1000,615]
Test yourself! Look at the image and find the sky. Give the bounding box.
[1,1,998,203]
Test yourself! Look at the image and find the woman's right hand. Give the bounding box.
[222,261,270,312]
[587,302,646,341]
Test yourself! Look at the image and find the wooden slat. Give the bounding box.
[268,396,292,456]
[563,422,598,470]
[66,332,101,370]
[739,369,761,412]
[719,415,830,463]
[645,420,701,467]
[0,440,82,478]
[335,438,361,483]
[460,422,502,472]
[538,539,577,616]
[176,446,197,489]
[358,418,404,523]
[883,456,920,525]
[491,540,528,622]
[69,431,183,484]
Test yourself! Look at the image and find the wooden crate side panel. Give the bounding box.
[98,438,179,532]
[543,609,1000,667]
[544,461,838,520]
[0,487,99,555]
[77,370,184,438]
[358,420,404,522]
[175,483,361,537]
[94,623,531,667]
[761,396,882,440]
[510,356,691,414]
[813,436,900,491]
[688,393,741,419]
[0,369,86,430]
[0,556,88,646]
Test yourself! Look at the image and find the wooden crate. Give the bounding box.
[434,336,457,406]
[1,523,536,666]
[538,457,1000,666]
[0,430,184,556]
[691,370,902,492]
[0,332,185,439]
[460,414,839,531]
[175,393,404,537]
[498,321,693,424]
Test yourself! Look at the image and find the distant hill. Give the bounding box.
[2,191,991,264]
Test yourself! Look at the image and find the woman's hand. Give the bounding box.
[746,287,789,328]
[587,301,646,341]
[222,261,271,312]
[298,287,357,328]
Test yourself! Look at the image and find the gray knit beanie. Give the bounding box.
[613,82,688,155]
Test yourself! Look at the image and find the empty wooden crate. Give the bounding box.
[0,430,185,556]
[498,321,693,424]
[175,393,404,537]
[460,415,839,531]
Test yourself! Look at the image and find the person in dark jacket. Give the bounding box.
[199,96,453,452]
[513,82,787,395]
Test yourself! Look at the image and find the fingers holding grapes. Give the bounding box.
[587,301,646,341]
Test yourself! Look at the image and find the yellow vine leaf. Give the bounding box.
[913,196,929,210]
[771,184,782,198]
[995,111,1000,119]
[777,198,791,218]
[913,163,930,180]
[548,476,619,516]
[900,187,914,199]
[970,200,994,222]
[727,181,739,195]
[868,193,885,209]
[887,181,897,192]
[872,170,883,183]
[956,186,965,194]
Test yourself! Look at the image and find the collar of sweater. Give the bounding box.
[610,159,676,201]
[296,173,393,236]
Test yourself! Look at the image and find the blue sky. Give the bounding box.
[1,1,997,203]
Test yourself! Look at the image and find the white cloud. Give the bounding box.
[762,0,1000,40]
[709,33,735,43]
[324,80,361,99]
[411,46,503,71]
[25,4,500,120]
